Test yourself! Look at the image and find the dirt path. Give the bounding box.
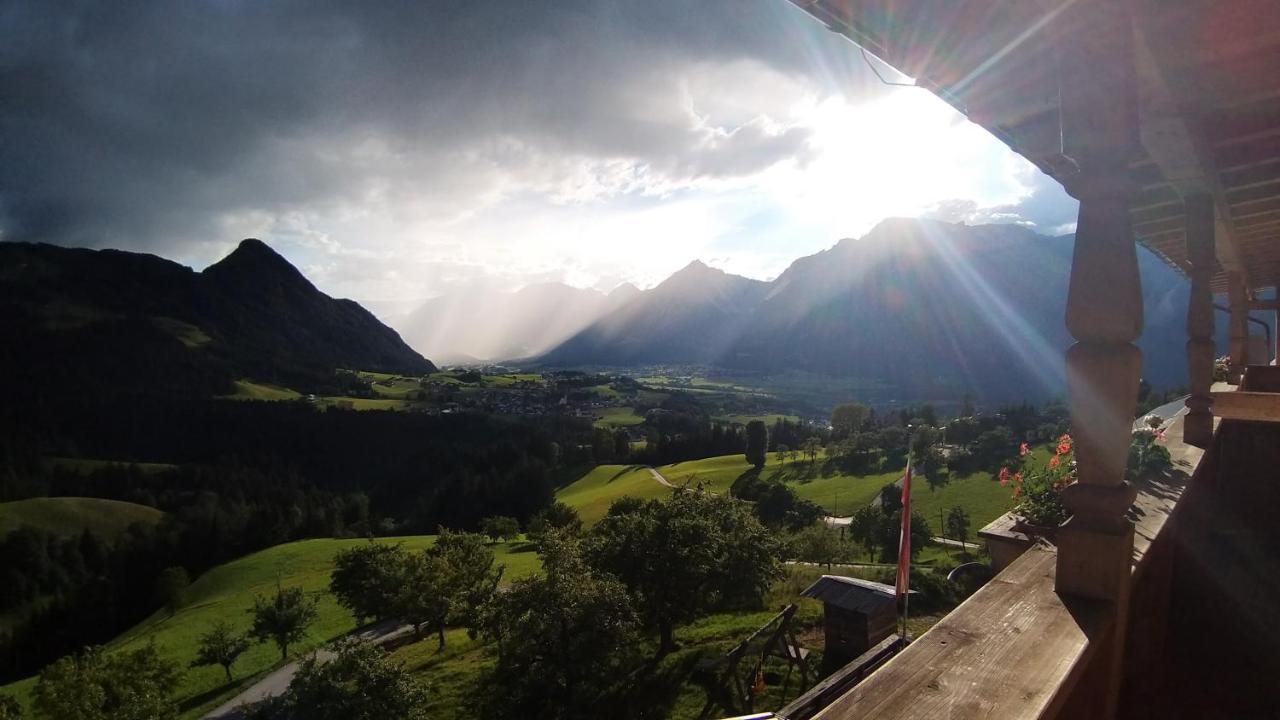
[647,467,674,488]
[202,619,415,719]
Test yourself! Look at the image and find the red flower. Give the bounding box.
[1049,455,1060,469]
[1056,436,1072,455]
[1013,472,1024,485]
[1019,442,1030,457]
[998,467,1010,486]
[1012,486,1022,498]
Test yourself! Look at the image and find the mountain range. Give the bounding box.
[517,218,1211,403]
[0,239,432,406]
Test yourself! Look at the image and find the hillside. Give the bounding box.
[542,260,770,366]
[0,239,434,408]
[0,497,164,538]
[0,535,541,719]
[538,218,1214,403]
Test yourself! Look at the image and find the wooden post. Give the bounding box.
[1227,272,1250,383]
[1054,2,1139,716]
[1183,195,1215,447]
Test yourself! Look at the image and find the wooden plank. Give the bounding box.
[1211,390,1280,422]
[811,546,1111,720]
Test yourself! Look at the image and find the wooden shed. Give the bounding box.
[801,576,902,672]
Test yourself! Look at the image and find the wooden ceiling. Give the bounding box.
[788,0,1280,293]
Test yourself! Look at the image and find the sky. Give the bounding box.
[0,0,1078,319]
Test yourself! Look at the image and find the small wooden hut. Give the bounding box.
[801,576,900,672]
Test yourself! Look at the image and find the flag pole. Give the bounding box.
[899,426,914,644]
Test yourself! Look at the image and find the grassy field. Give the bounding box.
[224,379,302,401]
[0,535,541,719]
[42,457,177,475]
[911,471,1013,537]
[555,465,669,525]
[592,406,645,428]
[775,465,901,515]
[0,497,164,538]
[715,413,800,426]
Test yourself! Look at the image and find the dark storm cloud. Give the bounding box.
[0,0,853,252]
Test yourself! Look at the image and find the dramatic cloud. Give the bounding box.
[0,0,1076,313]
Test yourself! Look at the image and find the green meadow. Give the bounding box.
[592,406,646,428]
[0,535,541,719]
[0,497,164,539]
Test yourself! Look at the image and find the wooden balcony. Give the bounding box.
[767,2,1280,716]
[785,402,1280,719]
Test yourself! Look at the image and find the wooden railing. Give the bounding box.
[801,412,1207,720]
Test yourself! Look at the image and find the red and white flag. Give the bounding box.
[895,458,913,600]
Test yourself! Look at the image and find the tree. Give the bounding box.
[479,516,520,542]
[34,645,179,720]
[801,436,821,464]
[612,429,631,461]
[585,489,782,654]
[249,586,319,661]
[874,510,933,563]
[245,640,429,720]
[847,507,882,561]
[155,566,190,617]
[393,551,450,645]
[191,620,251,683]
[330,543,409,624]
[432,529,503,643]
[744,420,768,469]
[775,443,790,465]
[474,532,640,720]
[879,483,903,513]
[0,694,20,720]
[792,523,842,570]
[830,403,870,440]
[945,507,971,553]
[527,501,582,543]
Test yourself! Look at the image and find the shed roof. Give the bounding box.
[801,575,905,613]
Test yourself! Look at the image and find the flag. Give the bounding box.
[895,457,913,600]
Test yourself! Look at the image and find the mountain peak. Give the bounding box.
[203,238,312,290]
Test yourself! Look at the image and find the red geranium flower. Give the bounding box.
[998,467,1010,486]
[1019,442,1030,457]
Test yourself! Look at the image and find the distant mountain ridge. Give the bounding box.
[0,239,433,403]
[537,218,1215,403]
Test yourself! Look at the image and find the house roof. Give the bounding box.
[788,0,1280,294]
[801,575,904,613]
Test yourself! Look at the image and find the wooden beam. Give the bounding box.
[1133,28,1249,279]
[1210,390,1280,422]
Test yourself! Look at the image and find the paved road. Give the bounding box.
[202,619,415,719]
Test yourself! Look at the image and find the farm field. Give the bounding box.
[223,379,302,401]
[0,535,541,719]
[0,497,164,538]
[592,405,645,428]
[555,465,668,525]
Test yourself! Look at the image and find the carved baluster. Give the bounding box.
[1053,4,1140,716]
[1055,0,1139,604]
[1183,195,1215,447]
